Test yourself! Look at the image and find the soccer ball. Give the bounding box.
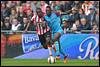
[48,56,56,64]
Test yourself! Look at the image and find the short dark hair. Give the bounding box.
[46,6,51,10]
[36,8,42,11]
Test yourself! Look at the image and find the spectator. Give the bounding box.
[31,1,40,15]
[11,18,21,31]
[26,1,31,4]
[19,17,29,31]
[6,1,12,8]
[70,7,80,26]
[7,1,16,8]
[71,19,80,31]
[26,9,33,20]
[3,17,11,30]
[60,1,73,12]
[15,1,21,12]
[95,8,99,26]
[54,1,62,20]
[1,21,5,30]
[40,1,48,15]
[4,16,10,22]
[87,6,96,26]
[1,13,4,22]
[1,1,7,4]
[55,5,62,16]
[92,23,99,31]
[17,6,26,24]
[10,8,18,24]
[55,1,60,6]
[50,1,56,12]
[90,1,99,8]
[21,1,26,3]
[23,3,32,14]
[79,8,87,18]
[45,1,49,5]
[4,22,11,30]
[82,1,92,15]
[71,1,82,9]
[77,18,91,31]
[95,1,99,8]
[91,23,99,34]
[1,2,10,19]
[61,16,70,33]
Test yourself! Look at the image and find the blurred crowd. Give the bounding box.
[1,1,99,33]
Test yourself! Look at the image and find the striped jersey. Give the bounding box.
[31,15,50,35]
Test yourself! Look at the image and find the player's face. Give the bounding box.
[46,8,51,16]
[37,10,42,17]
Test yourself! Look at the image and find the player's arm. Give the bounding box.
[40,17,46,29]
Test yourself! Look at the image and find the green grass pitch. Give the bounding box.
[1,58,99,66]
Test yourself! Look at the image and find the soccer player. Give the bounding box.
[32,8,51,49]
[25,7,50,49]
[31,8,57,59]
[44,6,67,63]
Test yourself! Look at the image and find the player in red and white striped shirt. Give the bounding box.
[31,8,50,49]
[31,12,50,35]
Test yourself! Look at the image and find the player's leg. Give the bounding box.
[58,39,68,64]
[46,36,53,56]
[51,32,61,60]
[54,41,60,60]
[38,34,48,49]
[51,32,61,53]
[52,32,68,63]
[45,31,53,56]
[53,40,67,61]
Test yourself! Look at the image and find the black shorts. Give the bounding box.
[38,31,51,49]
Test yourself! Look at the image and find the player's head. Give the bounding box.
[36,8,43,17]
[46,6,52,16]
